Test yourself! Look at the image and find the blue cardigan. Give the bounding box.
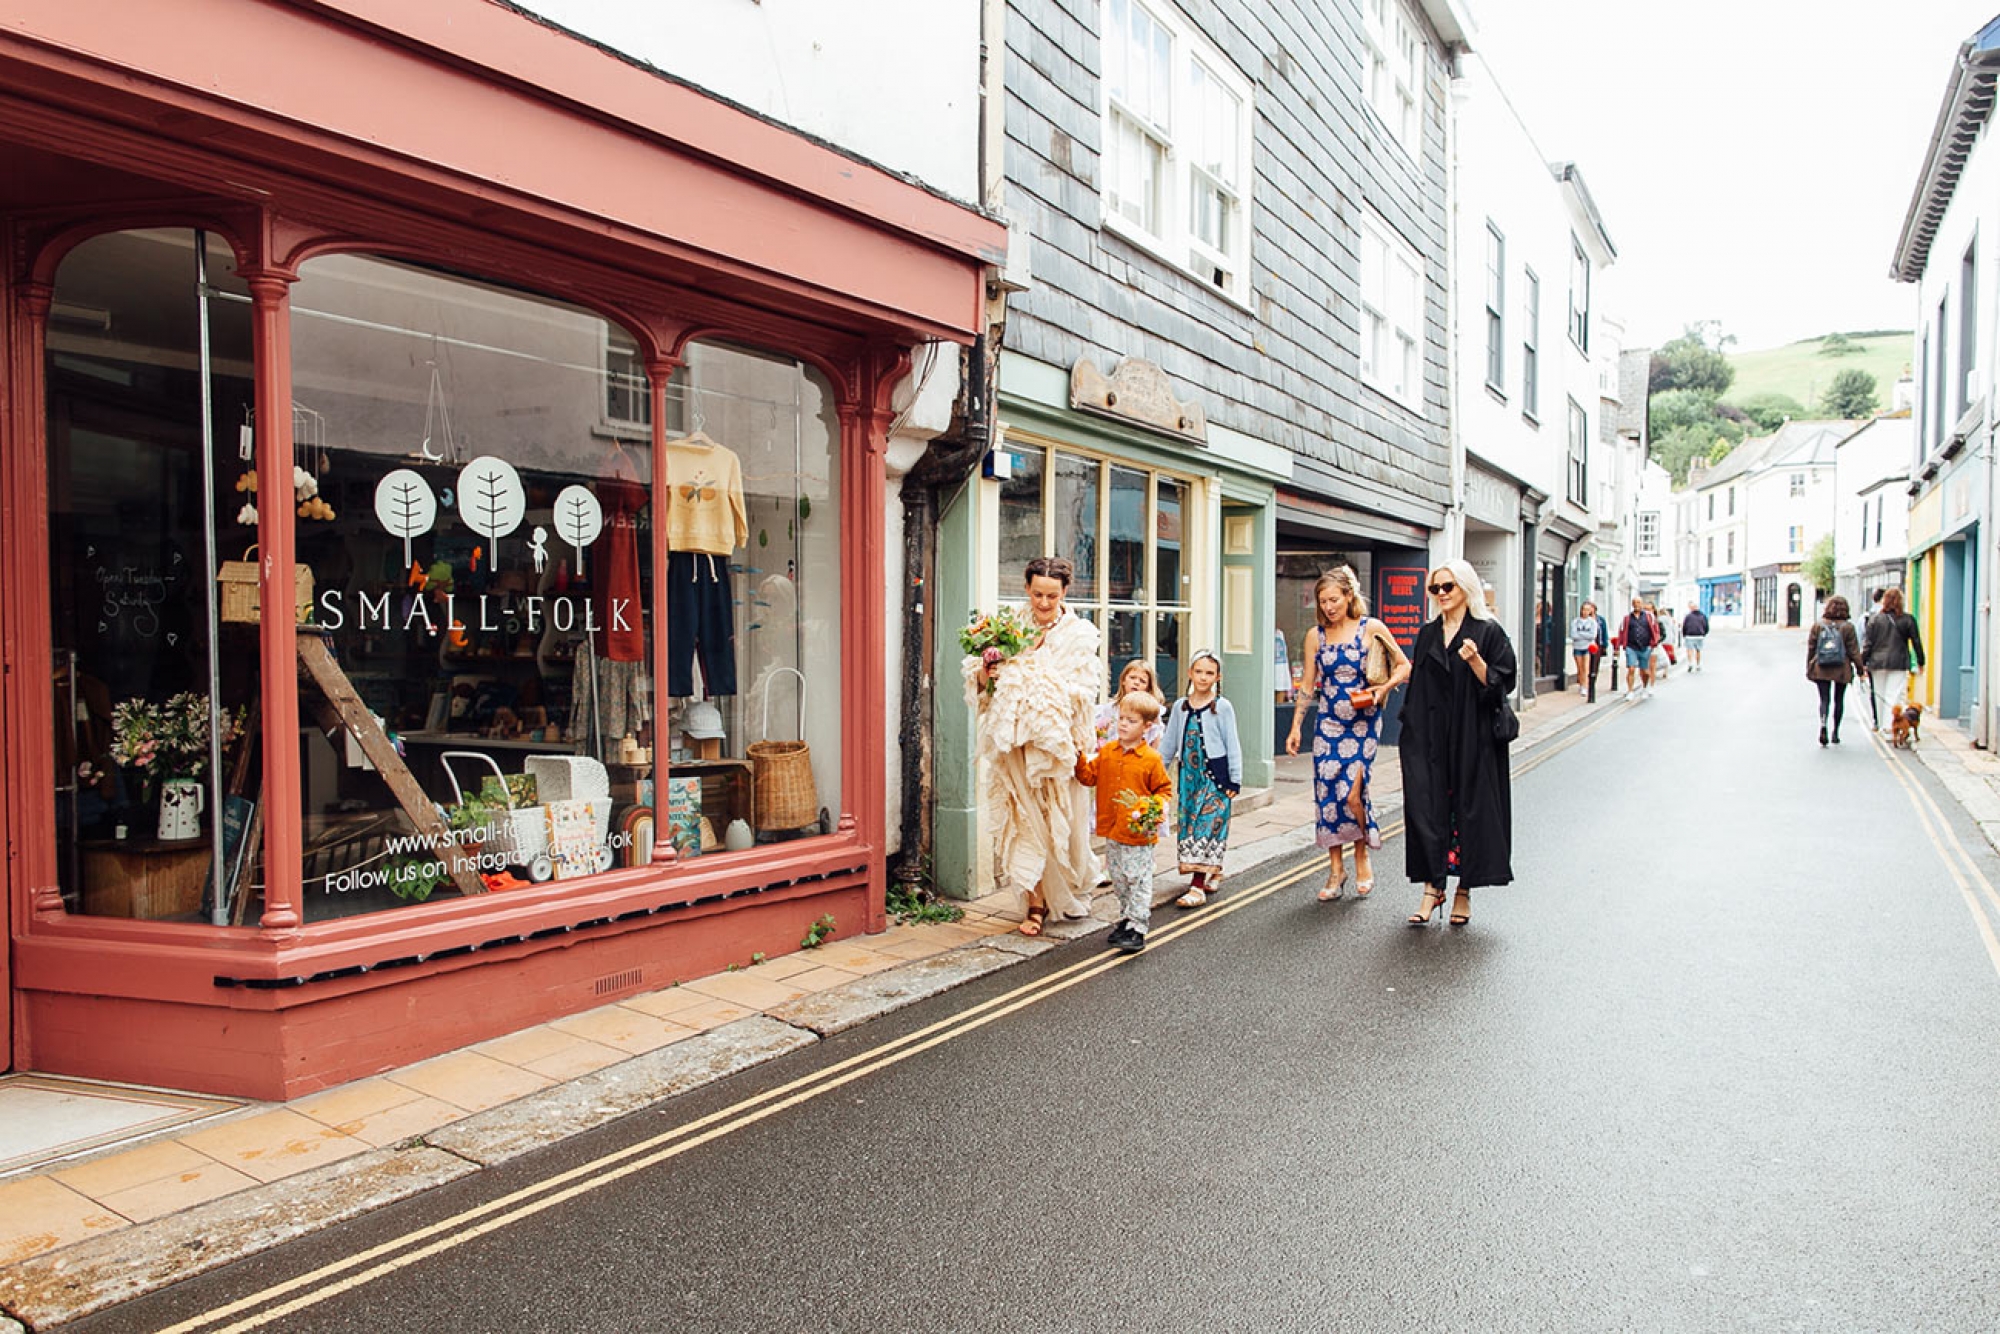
[1161,695,1244,793]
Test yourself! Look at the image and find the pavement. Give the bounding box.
[0,671,1618,1330]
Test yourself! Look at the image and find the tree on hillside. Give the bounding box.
[1818,369,1879,419]
[1818,332,1862,357]
[1648,324,1736,397]
[1737,391,1808,434]
[1649,387,1717,440]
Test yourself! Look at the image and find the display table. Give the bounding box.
[82,836,211,919]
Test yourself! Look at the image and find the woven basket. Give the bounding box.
[746,666,816,830]
[217,546,314,625]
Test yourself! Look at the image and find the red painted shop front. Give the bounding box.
[0,0,1003,1098]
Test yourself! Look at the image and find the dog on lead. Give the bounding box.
[1891,702,1925,749]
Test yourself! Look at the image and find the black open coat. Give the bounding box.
[1400,614,1516,889]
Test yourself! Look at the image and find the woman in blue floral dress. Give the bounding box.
[1286,567,1410,900]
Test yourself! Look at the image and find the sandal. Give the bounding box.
[1318,870,1347,902]
[1355,878,1374,898]
[1407,885,1446,927]
[1449,888,1471,927]
[1019,903,1048,937]
[1175,887,1207,909]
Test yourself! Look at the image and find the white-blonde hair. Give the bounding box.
[1433,558,1492,620]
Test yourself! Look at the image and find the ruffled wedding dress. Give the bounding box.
[964,611,1102,917]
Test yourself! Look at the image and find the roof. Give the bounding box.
[1893,15,2000,282]
[1552,162,1618,261]
[1699,420,1850,488]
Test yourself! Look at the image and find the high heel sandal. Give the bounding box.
[1318,868,1347,902]
[1407,884,1446,926]
[1449,888,1471,926]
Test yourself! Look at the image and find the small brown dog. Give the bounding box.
[1891,702,1925,748]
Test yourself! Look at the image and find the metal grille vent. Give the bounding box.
[594,968,644,996]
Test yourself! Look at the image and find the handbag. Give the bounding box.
[1493,700,1520,744]
[1362,625,1389,687]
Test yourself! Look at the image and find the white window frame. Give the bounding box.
[1100,0,1256,304]
[1362,0,1423,162]
[1787,524,1803,555]
[1359,209,1425,411]
[1521,267,1540,422]
[1483,222,1505,394]
[1565,397,1587,504]
[599,327,652,439]
[1638,511,1660,557]
[1567,233,1591,353]
[1788,472,1805,497]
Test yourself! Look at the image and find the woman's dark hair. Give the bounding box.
[1823,595,1851,621]
[1024,555,1074,588]
[1881,587,1906,615]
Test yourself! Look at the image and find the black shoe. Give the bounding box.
[1819,724,1828,746]
[1113,927,1146,954]
[1105,921,1138,951]
[1832,730,1841,744]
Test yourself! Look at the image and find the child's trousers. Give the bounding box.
[1105,842,1156,932]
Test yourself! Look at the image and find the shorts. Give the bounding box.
[1624,647,1653,668]
[1683,636,1706,652]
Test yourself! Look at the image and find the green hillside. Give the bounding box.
[1721,333,1912,415]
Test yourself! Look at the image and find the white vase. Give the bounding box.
[157,778,206,842]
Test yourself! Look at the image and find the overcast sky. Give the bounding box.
[1471,0,1996,354]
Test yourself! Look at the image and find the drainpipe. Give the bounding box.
[1442,45,1469,558]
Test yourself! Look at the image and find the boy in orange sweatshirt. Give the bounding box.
[1075,691,1174,953]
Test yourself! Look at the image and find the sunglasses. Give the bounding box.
[1427,581,1457,595]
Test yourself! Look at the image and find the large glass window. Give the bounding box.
[1361,210,1424,410]
[48,229,260,922]
[998,441,1194,695]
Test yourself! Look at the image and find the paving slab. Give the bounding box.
[423,1016,817,1167]
[0,1144,478,1331]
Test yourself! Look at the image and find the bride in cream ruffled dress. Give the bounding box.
[964,556,1103,935]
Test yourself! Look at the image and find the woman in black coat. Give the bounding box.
[1401,559,1517,928]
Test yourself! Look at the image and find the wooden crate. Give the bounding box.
[82,839,211,918]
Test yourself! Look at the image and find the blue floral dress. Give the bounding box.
[1314,622,1382,850]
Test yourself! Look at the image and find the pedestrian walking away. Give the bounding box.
[1680,603,1709,672]
[1075,691,1174,953]
[1569,600,1606,702]
[1806,595,1864,747]
[1286,566,1411,902]
[1162,650,1242,908]
[1400,559,1517,928]
[964,556,1102,936]
[1860,586,1926,738]
[1619,596,1659,698]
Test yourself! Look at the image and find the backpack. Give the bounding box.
[1814,623,1847,668]
[1624,613,1653,650]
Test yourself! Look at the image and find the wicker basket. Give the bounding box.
[217,546,314,625]
[746,667,816,831]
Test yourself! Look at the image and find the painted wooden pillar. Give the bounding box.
[10,277,62,917]
[245,273,303,931]
[646,353,681,865]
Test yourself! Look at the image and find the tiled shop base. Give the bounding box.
[0,1074,240,1176]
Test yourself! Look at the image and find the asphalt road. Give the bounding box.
[74,630,2000,1333]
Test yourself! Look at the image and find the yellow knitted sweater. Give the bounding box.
[665,437,748,555]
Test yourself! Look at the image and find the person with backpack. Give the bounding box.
[1860,586,1926,737]
[1806,595,1864,746]
[1619,597,1660,700]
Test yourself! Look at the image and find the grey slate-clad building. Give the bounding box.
[934,0,1472,896]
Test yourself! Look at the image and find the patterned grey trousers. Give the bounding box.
[1105,841,1156,933]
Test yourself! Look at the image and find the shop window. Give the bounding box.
[1000,442,1193,694]
[47,229,260,921]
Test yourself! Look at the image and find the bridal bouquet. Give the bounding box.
[959,607,1039,694]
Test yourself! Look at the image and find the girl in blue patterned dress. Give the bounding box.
[1286,567,1410,901]
[1161,651,1242,909]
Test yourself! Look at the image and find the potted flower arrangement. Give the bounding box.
[109,692,244,839]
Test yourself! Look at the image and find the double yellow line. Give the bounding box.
[158,704,1629,1333]
[1873,733,2000,979]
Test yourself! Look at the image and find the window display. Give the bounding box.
[46,229,260,921]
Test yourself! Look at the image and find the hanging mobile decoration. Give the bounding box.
[417,361,458,465]
[292,403,335,521]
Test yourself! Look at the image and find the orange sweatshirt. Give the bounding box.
[1074,741,1174,845]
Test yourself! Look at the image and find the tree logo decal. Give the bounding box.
[374,468,438,566]
[553,484,604,575]
[457,456,526,555]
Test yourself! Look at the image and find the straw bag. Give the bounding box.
[1362,624,1389,687]
[217,546,313,625]
[747,666,816,831]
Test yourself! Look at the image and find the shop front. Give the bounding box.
[1532,524,1584,695]
[2,2,1001,1097]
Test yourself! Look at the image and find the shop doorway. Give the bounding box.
[1785,584,1802,627]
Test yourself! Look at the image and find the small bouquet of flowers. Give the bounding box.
[110,692,245,788]
[1115,791,1167,838]
[959,606,1039,694]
